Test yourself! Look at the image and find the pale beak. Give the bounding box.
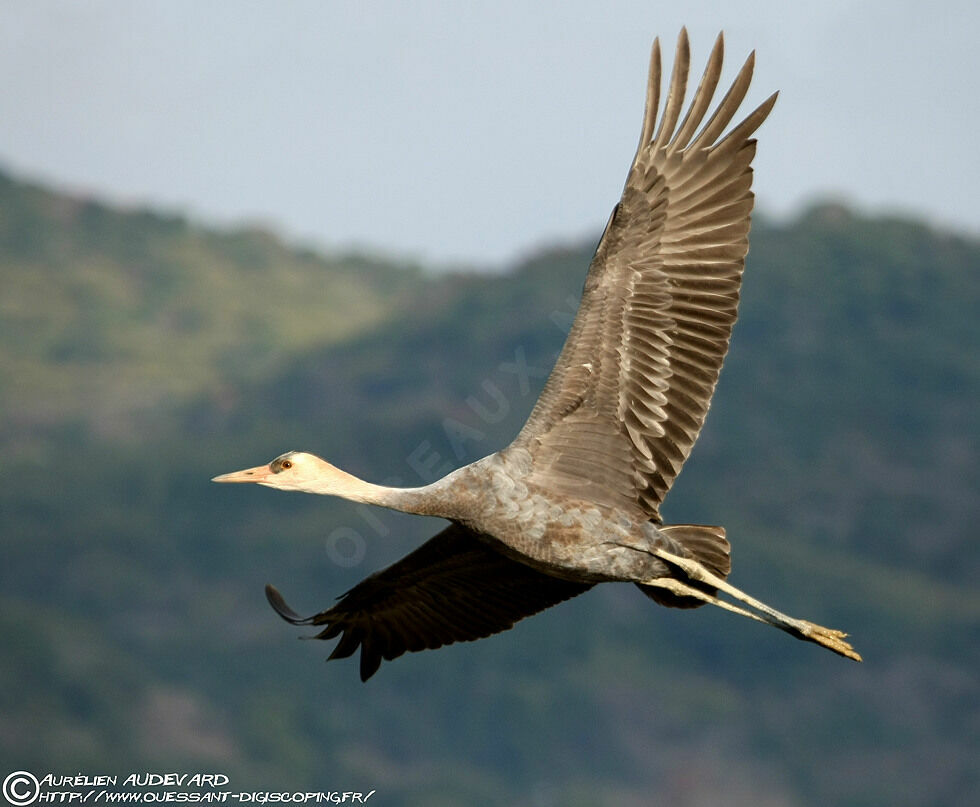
[211,464,275,484]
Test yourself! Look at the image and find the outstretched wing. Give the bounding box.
[266,523,592,681]
[512,30,776,520]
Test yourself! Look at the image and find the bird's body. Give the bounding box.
[215,31,862,680]
[427,450,701,587]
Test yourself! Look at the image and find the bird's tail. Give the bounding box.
[636,524,730,609]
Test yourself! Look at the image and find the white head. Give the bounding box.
[212,451,351,494]
[211,451,343,490]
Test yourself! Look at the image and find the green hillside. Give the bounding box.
[1,169,977,806]
[0,169,419,436]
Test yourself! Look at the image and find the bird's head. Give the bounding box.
[212,451,346,494]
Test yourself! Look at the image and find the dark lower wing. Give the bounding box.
[266,522,593,681]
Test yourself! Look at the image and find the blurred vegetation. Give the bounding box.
[0,167,977,806]
[0,170,419,436]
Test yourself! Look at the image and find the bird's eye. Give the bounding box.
[281,460,293,470]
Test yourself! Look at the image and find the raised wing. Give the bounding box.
[512,30,776,520]
[266,523,592,681]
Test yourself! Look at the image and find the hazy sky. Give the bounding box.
[1,1,977,266]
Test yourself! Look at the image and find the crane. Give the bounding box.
[214,30,861,680]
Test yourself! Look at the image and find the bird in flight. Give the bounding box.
[214,30,861,680]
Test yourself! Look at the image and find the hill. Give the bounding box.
[0,168,419,437]
[1,169,977,806]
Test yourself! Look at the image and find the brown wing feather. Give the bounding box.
[266,523,592,681]
[511,30,776,520]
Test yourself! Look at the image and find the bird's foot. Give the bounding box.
[796,620,862,662]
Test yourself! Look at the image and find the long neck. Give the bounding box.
[301,465,449,517]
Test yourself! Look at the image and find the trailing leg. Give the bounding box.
[647,547,862,662]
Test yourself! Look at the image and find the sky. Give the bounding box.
[1,0,977,267]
